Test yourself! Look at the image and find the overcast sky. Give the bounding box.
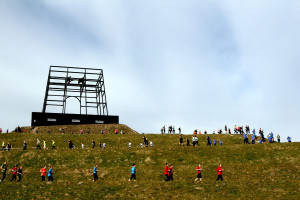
[0,0,299,141]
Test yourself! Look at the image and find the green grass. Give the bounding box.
[0,125,299,199]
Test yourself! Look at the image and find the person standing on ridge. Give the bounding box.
[277,134,280,143]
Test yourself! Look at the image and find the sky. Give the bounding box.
[0,0,299,141]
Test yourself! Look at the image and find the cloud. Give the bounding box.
[0,0,299,141]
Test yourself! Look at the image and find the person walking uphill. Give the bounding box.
[93,164,99,182]
[48,166,53,182]
[52,140,56,149]
[17,166,22,182]
[195,163,202,181]
[164,163,169,181]
[37,139,41,149]
[216,164,223,181]
[168,165,174,181]
[40,166,47,181]
[10,165,18,181]
[0,161,8,182]
[128,164,136,181]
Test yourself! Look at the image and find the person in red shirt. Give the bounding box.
[195,163,202,181]
[10,165,18,181]
[40,166,47,181]
[216,164,223,181]
[164,163,169,181]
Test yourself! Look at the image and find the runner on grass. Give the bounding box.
[37,139,41,149]
[0,161,7,182]
[216,164,223,181]
[1,141,5,151]
[23,141,27,150]
[48,166,53,182]
[40,166,47,181]
[93,164,99,182]
[195,163,202,181]
[128,164,136,181]
[92,140,95,148]
[10,165,17,181]
[164,163,169,181]
[43,140,47,149]
[17,166,22,182]
[168,165,174,181]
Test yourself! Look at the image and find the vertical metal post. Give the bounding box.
[85,69,87,115]
[62,67,69,114]
[42,67,52,113]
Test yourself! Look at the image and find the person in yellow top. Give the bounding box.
[43,140,47,149]
[1,141,5,151]
[52,140,56,149]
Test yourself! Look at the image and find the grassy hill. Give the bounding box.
[0,126,299,199]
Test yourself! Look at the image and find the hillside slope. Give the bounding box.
[22,124,139,134]
[0,133,299,199]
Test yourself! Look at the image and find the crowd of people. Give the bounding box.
[1,160,224,183]
[0,124,294,186]
[0,161,22,182]
[160,125,181,134]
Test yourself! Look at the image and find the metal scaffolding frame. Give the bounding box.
[42,66,108,115]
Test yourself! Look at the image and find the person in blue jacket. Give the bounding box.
[128,164,136,181]
[213,139,217,146]
[93,164,99,182]
[287,136,292,142]
[244,134,249,144]
[251,135,255,144]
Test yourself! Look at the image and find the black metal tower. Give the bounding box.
[42,66,108,115]
[31,66,118,126]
